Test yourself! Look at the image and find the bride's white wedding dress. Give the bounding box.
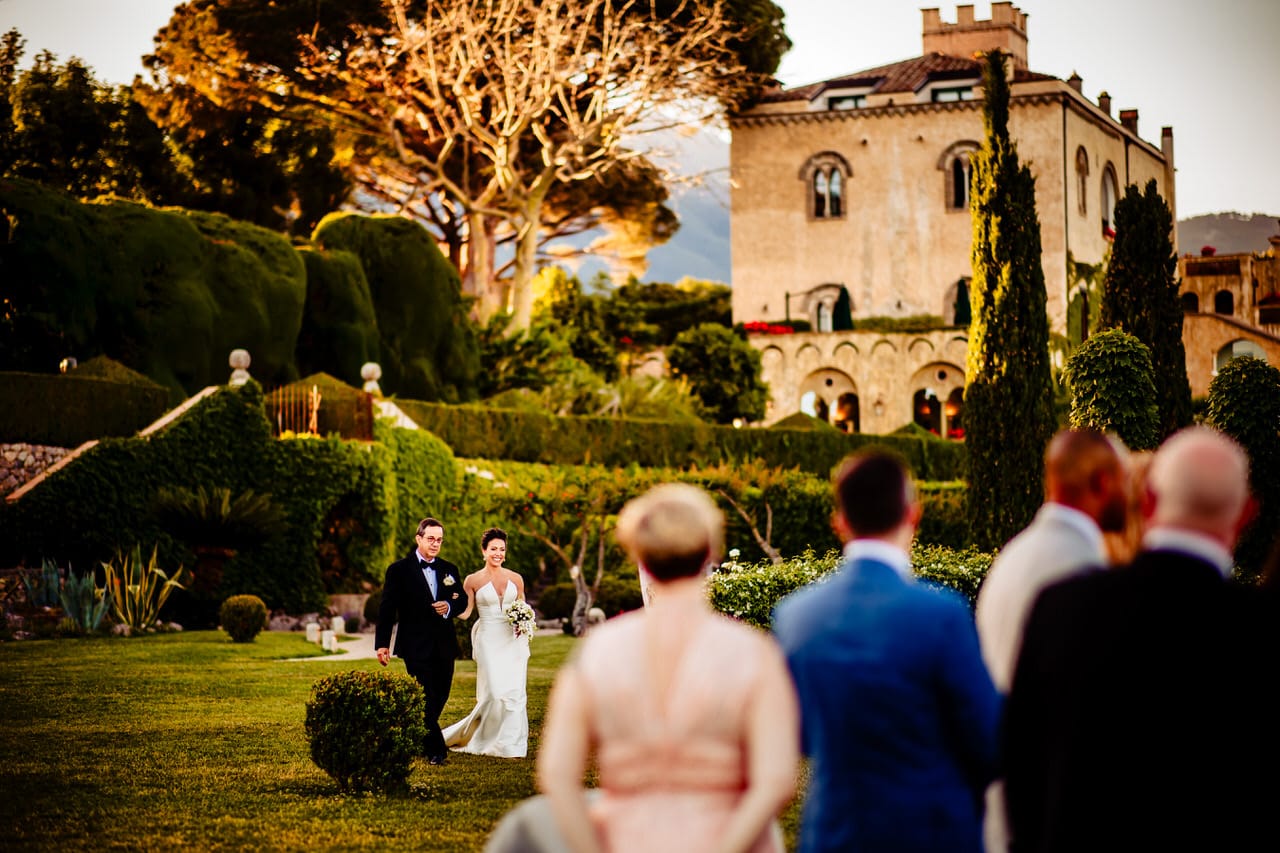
[442,581,530,758]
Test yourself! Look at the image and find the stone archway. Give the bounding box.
[799,368,857,430]
[907,360,966,440]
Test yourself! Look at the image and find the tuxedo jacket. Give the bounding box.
[1003,549,1266,853]
[773,556,1002,853]
[374,548,468,661]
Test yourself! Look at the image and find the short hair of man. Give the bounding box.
[481,527,508,550]
[1044,428,1121,500]
[834,451,913,537]
[1146,426,1250,533]
[615,483,724,581]
[417,517,444,537]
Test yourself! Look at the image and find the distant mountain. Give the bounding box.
[1178,212,1280,256]
[639,125,732,284]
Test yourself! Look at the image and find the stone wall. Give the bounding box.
[1,443,71,497]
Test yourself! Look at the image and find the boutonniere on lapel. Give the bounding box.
[443,576,456,587]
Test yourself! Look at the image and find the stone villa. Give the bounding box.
[730,3,1187,434]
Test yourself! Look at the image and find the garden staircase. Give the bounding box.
[5,386,220,504]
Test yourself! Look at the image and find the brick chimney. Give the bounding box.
[1097,91,1111,116]
[922,3,1029,70]
[1119,109,1139,135]
[1067,71,1082,93]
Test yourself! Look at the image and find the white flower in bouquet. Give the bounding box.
[505,599,536,639]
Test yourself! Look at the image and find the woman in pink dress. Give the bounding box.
[537,484,800,853]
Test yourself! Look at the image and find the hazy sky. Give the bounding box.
[2,0,1277,219]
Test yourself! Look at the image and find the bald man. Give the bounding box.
[1002,427,1260,853]
[975,429,1128,852]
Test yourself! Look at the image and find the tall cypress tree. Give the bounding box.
[1099,179,1192,438]
[963,51,1057,551]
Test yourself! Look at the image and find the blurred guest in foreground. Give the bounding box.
[536,483,799,853]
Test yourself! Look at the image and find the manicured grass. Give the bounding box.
[0,631,803,850]
[0,631,571,850]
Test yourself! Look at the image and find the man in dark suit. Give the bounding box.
[1004,426,1264,852]
[773,451,1001,852]
[376,517,468,765]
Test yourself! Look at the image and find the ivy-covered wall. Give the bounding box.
[0,382,457,613]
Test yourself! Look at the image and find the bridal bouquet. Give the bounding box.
[505,600,536,640]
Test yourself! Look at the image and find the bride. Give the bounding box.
[442,527,530,758]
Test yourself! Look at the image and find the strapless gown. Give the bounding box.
[442,581,530,758]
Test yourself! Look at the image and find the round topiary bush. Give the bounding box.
[1206,355,1280,582]
[219,594,269,643]
[1063,328,1160,451]
[305,670,427,793]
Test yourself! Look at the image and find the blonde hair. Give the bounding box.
[615,483,724,581]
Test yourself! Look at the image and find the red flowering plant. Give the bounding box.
[741,321,796,336]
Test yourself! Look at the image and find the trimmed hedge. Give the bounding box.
[0,367,169,446]
[313,213,480,403]
[395,400,966,480]
[0,178,306,401]
[0,381,457,614]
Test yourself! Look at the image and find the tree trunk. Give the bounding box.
[463,212,500,320]
[570,565,594,637]
[509,188,550,331]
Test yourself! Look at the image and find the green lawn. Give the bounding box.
[0,632,802,850]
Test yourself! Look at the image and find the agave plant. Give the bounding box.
[18,558,62,609]
[57,568,111,633]
[102,545,185,632]
[152,486,286,551]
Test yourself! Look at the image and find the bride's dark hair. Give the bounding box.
[481,527,508,551]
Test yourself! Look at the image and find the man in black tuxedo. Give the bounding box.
[376,517,468,765]
[1003,427,1266,852]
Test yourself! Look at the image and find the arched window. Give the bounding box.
[1181,292,1200,313]
[1101,164,1118,238]
[801,151,851,220]
[1215,340,1267,373]
[1215,290,1235,315]
[938,141,980,211]
[951,155,971,209]
[1075,146,1090,215]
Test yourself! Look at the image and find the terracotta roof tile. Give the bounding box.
[759,54,1056,105]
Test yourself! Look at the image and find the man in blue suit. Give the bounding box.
[773,451,1001,853]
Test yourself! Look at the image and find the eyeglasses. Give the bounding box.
[420,536,444,544]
